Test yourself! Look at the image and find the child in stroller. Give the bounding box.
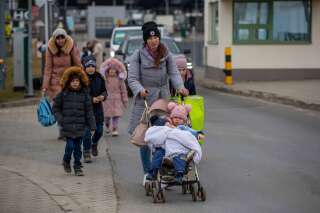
[145,102,204,182]
[143,101,206,202]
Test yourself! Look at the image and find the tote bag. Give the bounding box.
[130,101,150,147]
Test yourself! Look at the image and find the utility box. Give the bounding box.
[13,30,28,91]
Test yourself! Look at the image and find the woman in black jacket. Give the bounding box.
[53,66,96,176]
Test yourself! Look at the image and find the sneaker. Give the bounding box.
[83,152,92,163]
[91,144,98,156]
[142,174,148,186]
[74,166,84,176]
[63,161,71,173]
[111,129,119,137]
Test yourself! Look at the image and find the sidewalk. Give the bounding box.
[0,106,117,213]
[194,67,320,111]
[0,166,64,213]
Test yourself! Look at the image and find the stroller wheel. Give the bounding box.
[182,183,187,194]
[145,182,152,196]
[198,186,206,202]
[151,182,158,203]
[158,190,166,203]
[189,183,197,202]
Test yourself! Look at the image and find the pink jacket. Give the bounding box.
[42,36,81,99]
[103,77,128,117]
[101,58,128,117]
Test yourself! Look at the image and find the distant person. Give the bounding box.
[100,58,128,137]
[172,56,196,96]
[53,66,96,176]
[42,28,81,100]
[82,56,107,162]
[42,28,81,140]
[80,42,92,65]
[89,40,103,71]
[127,21,188,186]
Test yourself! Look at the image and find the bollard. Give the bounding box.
[224,47,233,85]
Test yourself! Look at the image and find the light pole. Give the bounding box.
[0,0,6,90]
[44,0,49,44]
[26,0,34,96]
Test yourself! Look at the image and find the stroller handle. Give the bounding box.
[143,98,149,109]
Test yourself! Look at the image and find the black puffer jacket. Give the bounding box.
[87,72,107,123]
[53,88,96,138]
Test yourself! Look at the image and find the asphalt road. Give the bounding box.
[108,87,320,213]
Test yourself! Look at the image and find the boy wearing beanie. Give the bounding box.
[82,55,107,162]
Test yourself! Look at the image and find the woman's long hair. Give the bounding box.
[154,43,167,68]
[145,42,167,68]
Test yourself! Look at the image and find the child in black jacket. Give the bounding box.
[53,66,96,176]
[82,55,107,162]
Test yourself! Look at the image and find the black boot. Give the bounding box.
[63,160,71,173]
[74,166,84,176]
[91,144,98,156]
[83,152,92,163]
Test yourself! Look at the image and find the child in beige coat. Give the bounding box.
[100,58,128,136]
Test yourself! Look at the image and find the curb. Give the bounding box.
[0,97,40,108]
[196,77,320,112]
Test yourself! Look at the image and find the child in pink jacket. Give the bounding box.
[100,58,128,136]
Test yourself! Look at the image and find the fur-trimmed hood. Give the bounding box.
[100,58,127,80]
[60,66,89,90]
[48,35,74,55]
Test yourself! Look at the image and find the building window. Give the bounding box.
[209,2,219,44]
[233,0,311,44]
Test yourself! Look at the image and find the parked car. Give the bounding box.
[115,36,193,96]
[109,25,167,58]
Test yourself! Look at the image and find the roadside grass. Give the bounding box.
[0,56,42,103]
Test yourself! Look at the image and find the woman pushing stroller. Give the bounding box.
[127,21,188,185]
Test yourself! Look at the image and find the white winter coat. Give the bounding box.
[144,126,202,164]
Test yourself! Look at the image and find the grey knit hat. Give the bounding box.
[52,28,67,38]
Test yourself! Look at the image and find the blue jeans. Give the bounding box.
[172,154,187,174]
[64,137,82,167]
[140,145,151,174]
[148,148,165,177]
[83,122,103,153]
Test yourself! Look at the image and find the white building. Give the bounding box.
[204,0,320,81]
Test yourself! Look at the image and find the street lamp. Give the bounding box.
[27,0,34,96]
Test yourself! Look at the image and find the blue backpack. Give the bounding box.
[37,97,56,127]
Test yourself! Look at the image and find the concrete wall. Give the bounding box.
[204,0,320,80]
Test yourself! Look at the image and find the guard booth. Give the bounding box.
[13,30,28,91]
